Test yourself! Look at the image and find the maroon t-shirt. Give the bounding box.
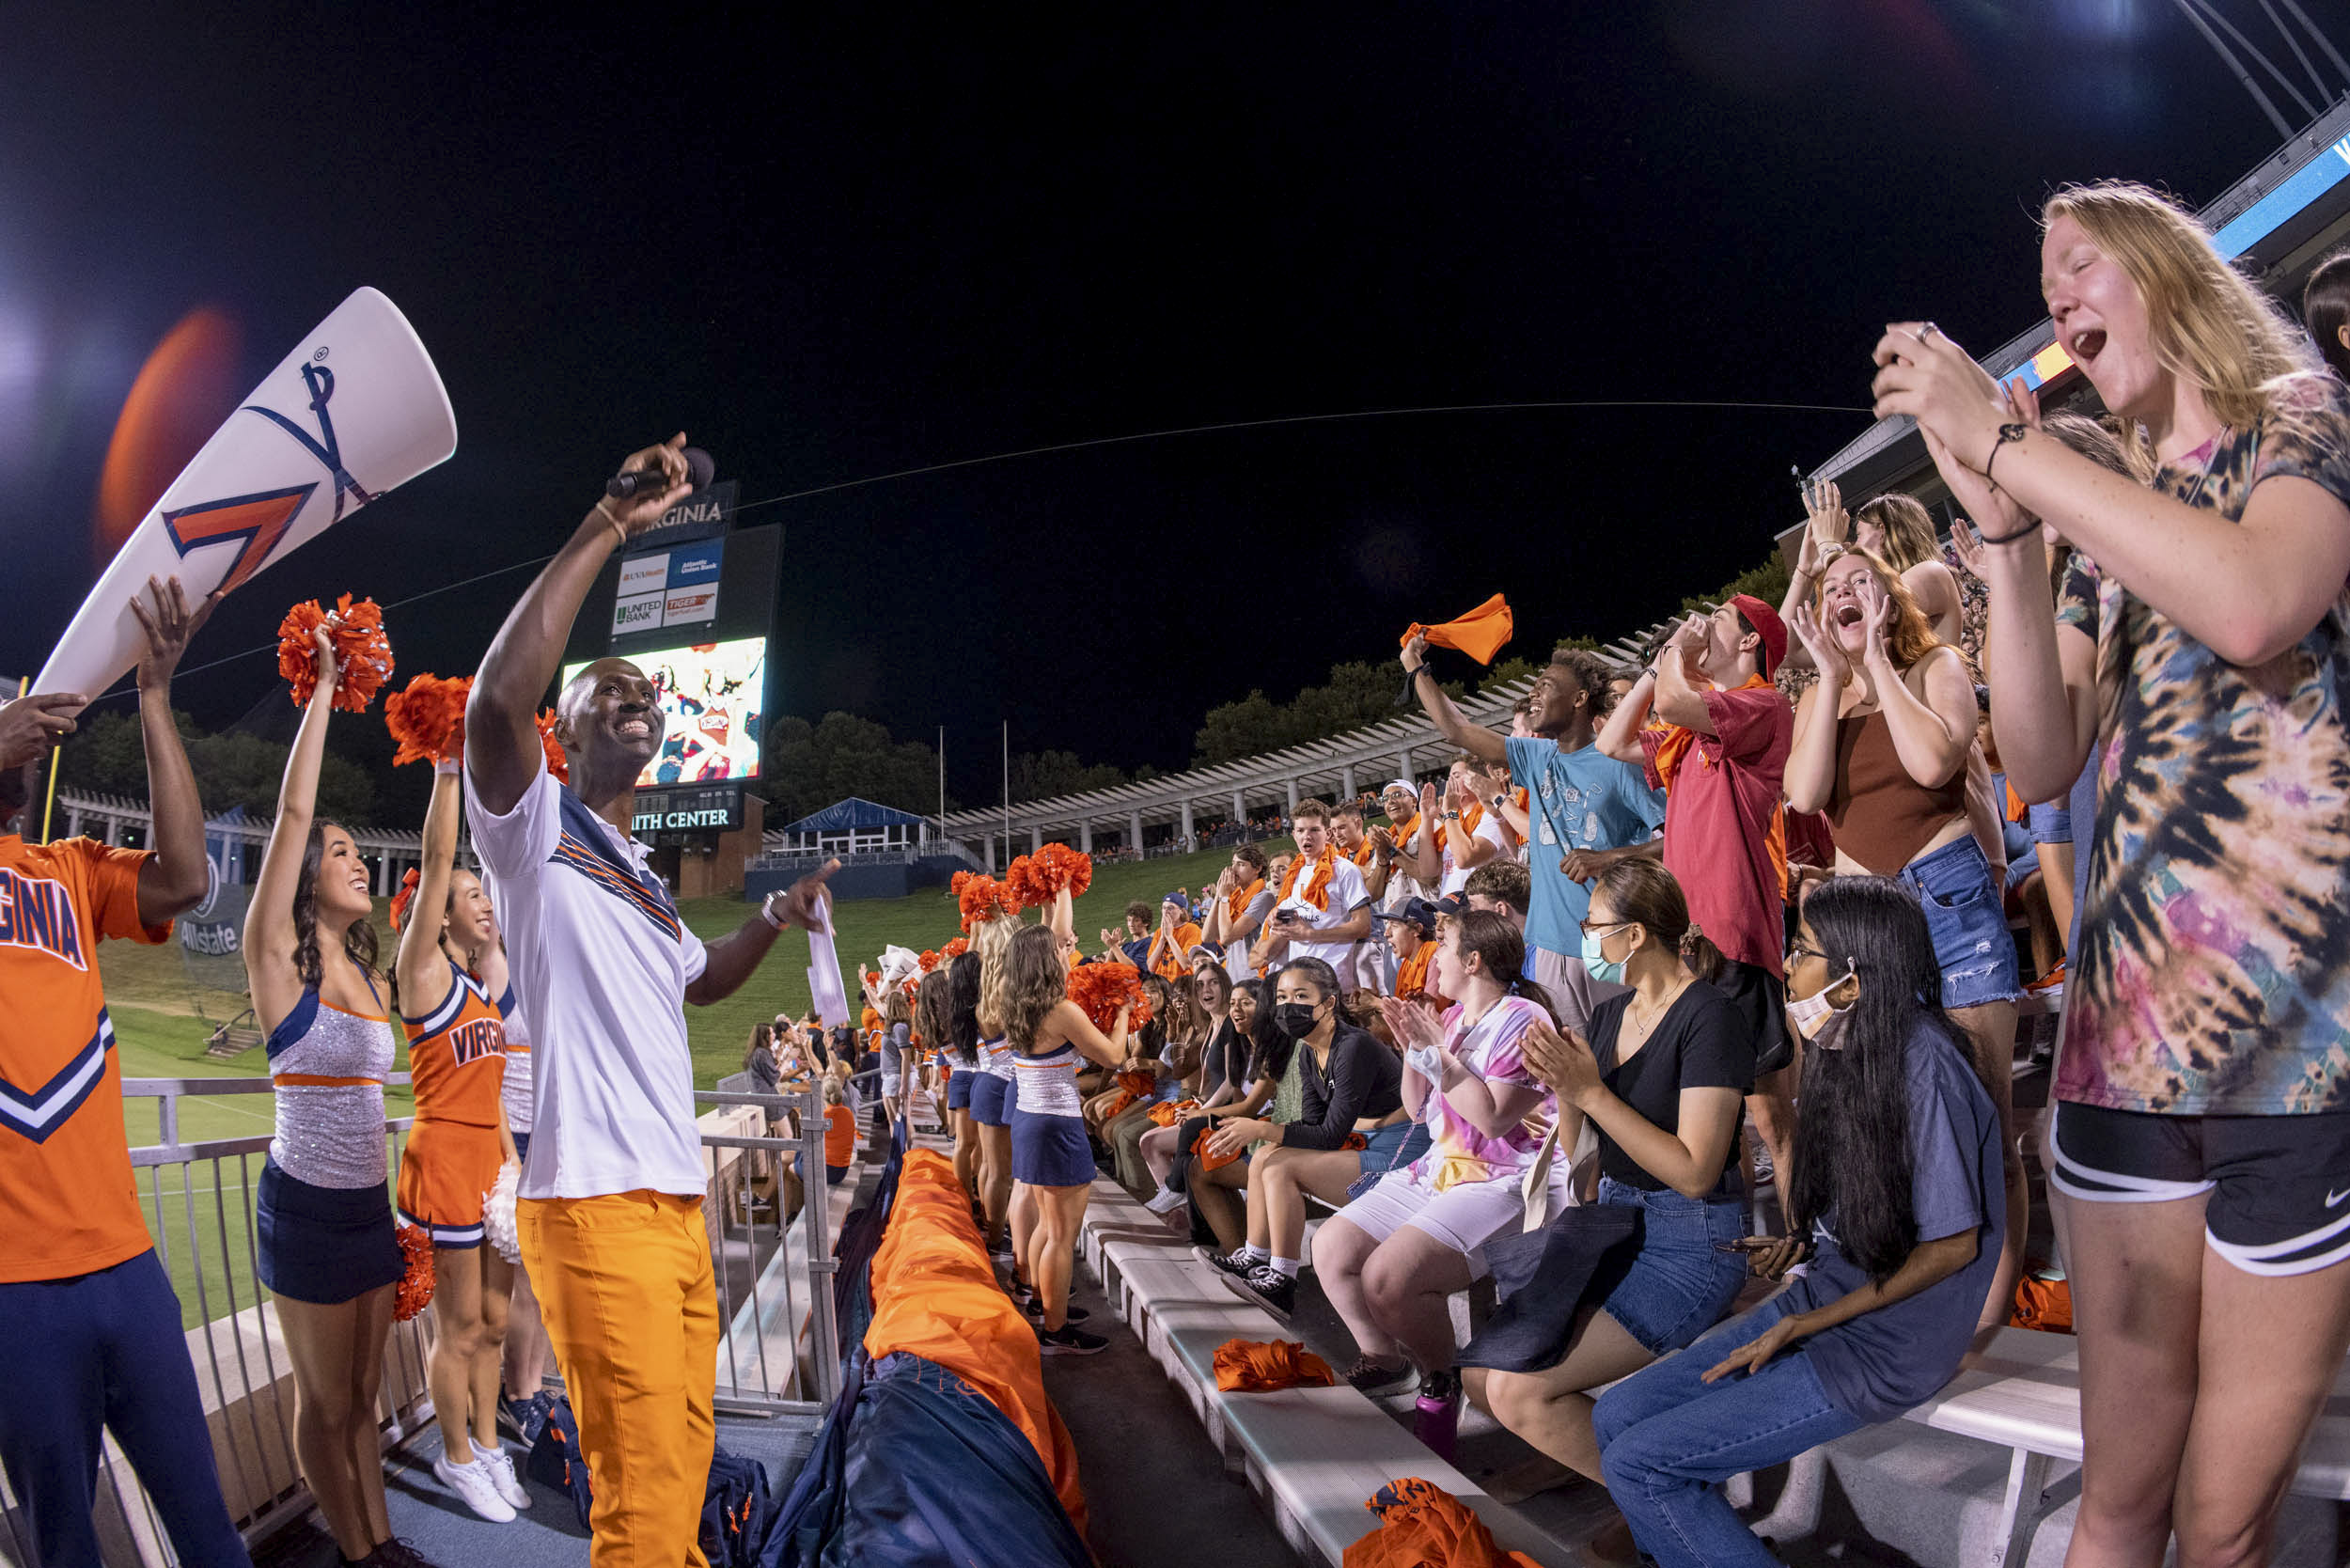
[1640,680,1794,976]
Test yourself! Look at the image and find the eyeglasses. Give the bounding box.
[1578,918,1633,939]
[1786,941,1827,966]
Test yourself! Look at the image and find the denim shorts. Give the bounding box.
[2026,798,2072,846]
[1898,835,2024,1010]
[1596,1177,1750,1356]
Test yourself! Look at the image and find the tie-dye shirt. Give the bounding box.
[2054,374,2350,1115]
[1405,995,1551,1191]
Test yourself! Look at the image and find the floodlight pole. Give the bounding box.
[1002,720,1010,870]
[2173,0,2297,137]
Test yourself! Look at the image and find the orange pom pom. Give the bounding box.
[388,867,421,933]
[1066,960,1153,1033]
[393,1222,435,1321]
[277,594,394,713]
[956,873,1017,933]
[385,672,472,766]
[535,709,570,785]
[917,949,941,973]
[943,936,970,960]
[1006,843,1091,908]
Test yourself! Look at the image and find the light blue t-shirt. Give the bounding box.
[1507,736,1667,960]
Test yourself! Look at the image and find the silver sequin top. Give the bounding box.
[1013,1041,1084,1118]
[267,989,396,1189]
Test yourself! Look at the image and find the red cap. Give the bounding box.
[1728,594,1787,677]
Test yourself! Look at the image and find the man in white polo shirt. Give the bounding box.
[465,433,834,1567]
[1247,798,1372,976]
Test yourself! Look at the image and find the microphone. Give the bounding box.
[606,446,714,499]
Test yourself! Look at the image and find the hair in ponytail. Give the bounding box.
[1451,908,1561,1027]
[1591,859,1721,982]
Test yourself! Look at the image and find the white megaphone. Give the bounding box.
[35,286,458,704]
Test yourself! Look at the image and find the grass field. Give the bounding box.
[98,842,1281,1325]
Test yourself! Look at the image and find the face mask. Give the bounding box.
[1580,926,1624,986]
[1274,1001,1323,1040]
[1785,966,1858,1050]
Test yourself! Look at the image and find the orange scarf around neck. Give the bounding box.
[1225,877,1265,923]
[1280,846,1337,910]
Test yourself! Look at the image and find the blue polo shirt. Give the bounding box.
[1507,736,1665,961]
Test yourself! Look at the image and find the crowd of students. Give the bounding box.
[855,192,2350,1568]
[8,180,2350,1568]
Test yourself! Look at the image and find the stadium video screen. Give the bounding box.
[562,636,766,788]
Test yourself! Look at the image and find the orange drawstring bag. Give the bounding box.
[1342,1478,1542,1568]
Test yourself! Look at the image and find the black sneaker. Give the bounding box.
[1020,1295,1089,1325]
[1198,1245,1259,1280]
[368,1541,446,1568]
[1225,1264,1296,1323]
[1343,1355,1417,1397]
[1038,1321,1109,1356]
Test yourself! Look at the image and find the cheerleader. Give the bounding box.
[244,623,433,1568]
[1005,888,1131,1354]
[392,762,527,1521]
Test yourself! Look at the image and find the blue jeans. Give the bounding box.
[1594,1299,1862,1568]
[1595,1178,1749,1354]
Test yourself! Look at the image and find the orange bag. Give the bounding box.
[1214,1338,1335,1392]
[1342,1478,1542,1568]
[2009,1275,2075,1334]
[862,1151,1088,1535]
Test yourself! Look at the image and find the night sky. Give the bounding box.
[0,5,2290,804]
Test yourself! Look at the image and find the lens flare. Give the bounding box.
[93,307,243,564]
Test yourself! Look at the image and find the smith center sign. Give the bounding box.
[612,538,725,635]
[634,782,744,835]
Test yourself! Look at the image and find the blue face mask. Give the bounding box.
[1580,925,1624,985]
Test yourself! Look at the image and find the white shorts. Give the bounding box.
[1337,1168,1529,1261]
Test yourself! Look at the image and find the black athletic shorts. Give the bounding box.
[2049,1100,2350,1276]
[1711,957,1791,1079]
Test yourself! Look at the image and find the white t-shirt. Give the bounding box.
[1274,852,1371,972]
[468,758,710,1200]
[1439,815,1515,897]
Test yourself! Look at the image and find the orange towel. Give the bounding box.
[862,1150,1088,1536]
[1100,1068,1158,1123]
[1148,1099,1200,1128]
[1342,1478,1543,1568]
[1402,594,1514,666]
[1189,1122,1244,1172]
[1214,1338,1336,1392]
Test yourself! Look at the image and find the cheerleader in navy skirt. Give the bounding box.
[1000,891,1132,1355]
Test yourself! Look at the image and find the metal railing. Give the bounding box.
[0,1075,848,1565]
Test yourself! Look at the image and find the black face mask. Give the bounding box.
[1274,1001,1323,1040]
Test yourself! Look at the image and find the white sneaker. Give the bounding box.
[478,1444,532,1511]
[1142,1186,1186,1215]
[434,1448,517,1522]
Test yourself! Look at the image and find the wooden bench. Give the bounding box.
[1079,1179,1571,1567]
[1900,1326,2350,1568]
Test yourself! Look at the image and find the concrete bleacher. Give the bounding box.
[1077,1177,1576,1567]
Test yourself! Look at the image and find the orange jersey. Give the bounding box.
[0,836,171,1283]
[824,1104,856,1167]
[697,706,731,748]
[400,960,508,1128]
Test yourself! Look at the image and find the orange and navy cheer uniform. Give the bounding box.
[397,959,509,1247]
[0,834,250,1568]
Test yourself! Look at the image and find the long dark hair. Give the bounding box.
[1002,925,1071,1054]
[947,950,983,1063]
[914,967,952,1054]
[292,822,380,990]
[1449,909,1560,1027]
[1787,877,1984,1281]
[1230,977,1290,1083]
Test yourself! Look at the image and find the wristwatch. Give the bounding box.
[1489,795,1507,809]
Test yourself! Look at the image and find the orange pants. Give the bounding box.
[520,1191,718,1567]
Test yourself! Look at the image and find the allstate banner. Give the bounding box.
[37,287,458,702]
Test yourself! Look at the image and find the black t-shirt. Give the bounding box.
[1286,1024,1405,1152]
[1589,980,1755,1192]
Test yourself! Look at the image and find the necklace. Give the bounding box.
[1624,978,1691,1039]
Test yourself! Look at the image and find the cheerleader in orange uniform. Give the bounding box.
[392,760,526,1522]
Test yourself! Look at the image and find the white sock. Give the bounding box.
[1238,1244,1268,1263]
[1270,1256,1301,1278]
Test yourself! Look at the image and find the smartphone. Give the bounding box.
[1714,1238,1760,1252]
